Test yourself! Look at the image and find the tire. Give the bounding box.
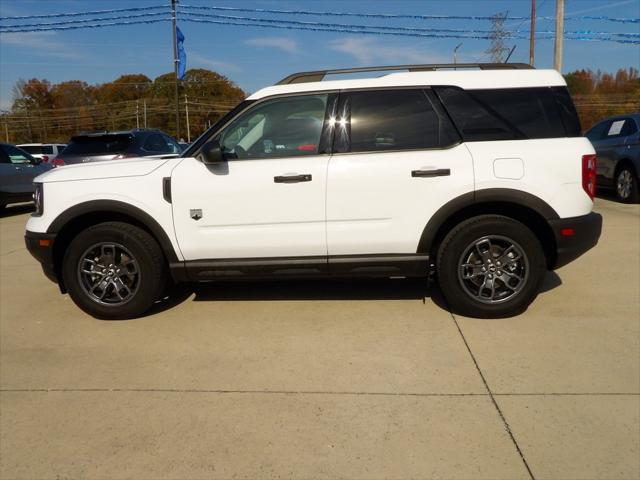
[437,215,546,318]
[62,222,167,319]
[615,165,639,203]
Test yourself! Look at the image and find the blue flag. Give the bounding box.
[177,26,186,80]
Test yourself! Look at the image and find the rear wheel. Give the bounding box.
[437,215,546,318]
[62,222,166,319]
[615,165,639,203]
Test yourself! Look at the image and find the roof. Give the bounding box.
[247,68,567,100]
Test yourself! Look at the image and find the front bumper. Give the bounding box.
[25,230,59,284]
[549,212,603,269]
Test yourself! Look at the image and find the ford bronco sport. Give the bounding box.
[25,63,603,319]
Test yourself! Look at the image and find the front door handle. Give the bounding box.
[411,168,450,178]
[274,174,312,183]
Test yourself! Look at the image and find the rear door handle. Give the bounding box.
[411,168,450,178]
[274,174,312,183]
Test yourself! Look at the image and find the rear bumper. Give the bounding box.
[25,230,59,284]
[549,212,603,269]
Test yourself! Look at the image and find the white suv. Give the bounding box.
[25,63,602,319]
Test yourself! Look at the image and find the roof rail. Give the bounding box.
[276,63,534,85]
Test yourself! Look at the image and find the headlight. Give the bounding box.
[33,183,43,216]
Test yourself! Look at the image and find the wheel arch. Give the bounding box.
[47,200,179,291]
[615,157,639,178]
[417,189,559,269]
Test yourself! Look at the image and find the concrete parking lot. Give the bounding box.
[0,197,638,479]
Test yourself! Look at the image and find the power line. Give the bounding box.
[179,4,640,24]
[0,5,167,21]
[179,16,640,44]
[178,11,639,39]
[0,18,169,34]
[0,11,168,30]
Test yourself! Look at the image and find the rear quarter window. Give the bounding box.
[435,86,578,141]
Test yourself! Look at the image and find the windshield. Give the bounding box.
[63,134,133,155]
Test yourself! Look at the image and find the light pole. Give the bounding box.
[453,43,463,65]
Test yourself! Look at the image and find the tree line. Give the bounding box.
[3,68,245,144]
[1,67,639,144]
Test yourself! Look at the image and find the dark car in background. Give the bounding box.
[53,129,182,166]
[586,113,640,203]
[0,143,53,209]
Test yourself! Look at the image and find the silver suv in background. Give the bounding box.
[53,129,182,166]
[586,113,640,203]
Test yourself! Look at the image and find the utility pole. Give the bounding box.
[554,0,564,72]
[143,100,147,128]
[453,43,463,65]
[171,0,181,139]
[4,122,8,143]
[486,11,509,63]
[529,0,536,66]
[136,101,140,129]
[184,94,191,143]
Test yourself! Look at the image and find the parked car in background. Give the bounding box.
[52,129,182,166]
[17,143,66,164]
[0,143,53,209]
[585,113,640,203]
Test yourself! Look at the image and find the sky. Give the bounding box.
[0,0,639,110]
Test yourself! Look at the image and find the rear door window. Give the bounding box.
[19,145,42,155]
[63,135,133,155]
[335,89,459,153]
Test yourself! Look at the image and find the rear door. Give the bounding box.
[326,88,473,269]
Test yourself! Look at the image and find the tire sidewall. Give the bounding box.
[62,224,163,319]
[437,216,546,318]
[615,166,639,203]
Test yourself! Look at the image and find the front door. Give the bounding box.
[171,93,335,263]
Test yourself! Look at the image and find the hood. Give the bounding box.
[34,157,169,183]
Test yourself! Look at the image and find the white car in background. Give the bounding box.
[17,143,67,164]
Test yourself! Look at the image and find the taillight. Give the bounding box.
[41,155,49,162]
[52,157,65,167]
[582,154,597,200]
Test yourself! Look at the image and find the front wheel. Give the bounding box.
[437,215,546,318]
[62,222,166,319]
[615,166,639,203]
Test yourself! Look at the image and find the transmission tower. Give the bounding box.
[485,11,510,63]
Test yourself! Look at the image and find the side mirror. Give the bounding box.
[30,157,42,165]
[202,140,226,165]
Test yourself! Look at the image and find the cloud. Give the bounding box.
[329,37,483,65]
[245,37,298,54]
[0,32,85,60]
[188,52,241,72]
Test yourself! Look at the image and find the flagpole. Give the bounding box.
[171,0,180,139]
